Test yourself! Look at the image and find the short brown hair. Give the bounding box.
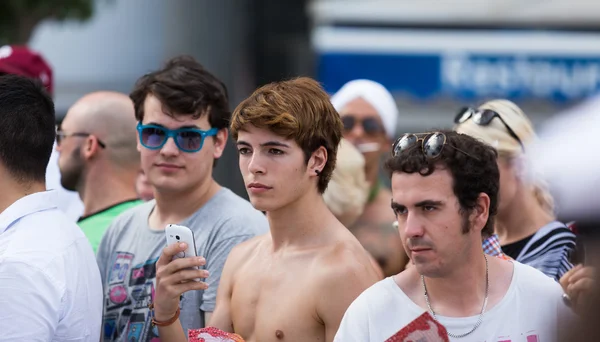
[130,55,230,130]
[385,130,499,237]
[230,77,343,193]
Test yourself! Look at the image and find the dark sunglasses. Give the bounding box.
[454,107,524,150]
[56,131,106,148]
[137,123,217,153]
[341,116,383,135]
[392,132,479,160]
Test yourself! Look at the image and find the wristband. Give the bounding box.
[149,303,181,327]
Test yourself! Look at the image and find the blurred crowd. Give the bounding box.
[0,44,598,342]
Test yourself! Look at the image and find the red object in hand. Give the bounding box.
[385,312,450,342]
[188,327,245,342]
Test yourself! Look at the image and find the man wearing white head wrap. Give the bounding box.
[331,79,399,140]
[331,79,408,276]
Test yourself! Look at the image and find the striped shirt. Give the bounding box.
[501,221,576,281]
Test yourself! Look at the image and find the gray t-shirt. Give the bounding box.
[96,188,269,341]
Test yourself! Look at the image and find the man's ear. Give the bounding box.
[308,146,327,176]
[82,135,102,160]
[212,128,229,159]
[471,192,491,233]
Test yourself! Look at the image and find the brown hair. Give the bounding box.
[129,55,230,130]
[230,77,343,193]
[385,130,500,237]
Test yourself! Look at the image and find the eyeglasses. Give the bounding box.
[392,132,479,160]
[341,116,384,135]
[56,131,106,148]
[137,123,218,153]
[454,107,524,150]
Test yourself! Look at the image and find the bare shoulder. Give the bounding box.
[226,233,271,267]
[312,233,381,328]
[315,236,380,288]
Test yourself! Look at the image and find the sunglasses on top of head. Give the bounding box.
[137,122,218,153]
[454,107,524,151]
[392,131,480,161]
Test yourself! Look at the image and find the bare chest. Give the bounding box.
[229,258,325,342]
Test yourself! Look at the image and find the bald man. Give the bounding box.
[57,91,143,253]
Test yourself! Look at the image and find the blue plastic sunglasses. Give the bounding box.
[137,123,218,153]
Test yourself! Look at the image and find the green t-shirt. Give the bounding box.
[78,199,144,253]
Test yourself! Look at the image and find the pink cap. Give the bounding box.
[0,45,53,95]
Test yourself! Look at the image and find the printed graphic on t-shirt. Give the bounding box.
[495,332,540,342]
[103,251,160,342]
[386,320,541,342]
[385,312,449,342]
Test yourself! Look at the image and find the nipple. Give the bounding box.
[275,330,284,339]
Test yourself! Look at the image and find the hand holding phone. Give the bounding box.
[165,224,205,282]
[154,225,208,321]
[165,224,198,260]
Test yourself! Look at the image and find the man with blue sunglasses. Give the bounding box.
[95,56,269,341]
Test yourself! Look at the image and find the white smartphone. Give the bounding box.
[165,224,199,267]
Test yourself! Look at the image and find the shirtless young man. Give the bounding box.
[152,77,380,341]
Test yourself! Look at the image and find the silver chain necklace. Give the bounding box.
[421,254,489,339]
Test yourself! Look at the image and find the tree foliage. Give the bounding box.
[0,0,94,45]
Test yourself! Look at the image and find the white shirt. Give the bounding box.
[45,146,84,221]
[335,261,573,342]
[0,190,102,341]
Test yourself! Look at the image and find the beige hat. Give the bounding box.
[456,99,555,215]
[454,99,536,156]
[323,138,370,227]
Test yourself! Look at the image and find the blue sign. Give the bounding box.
[318,52,600,102]
[314,28,600,102]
